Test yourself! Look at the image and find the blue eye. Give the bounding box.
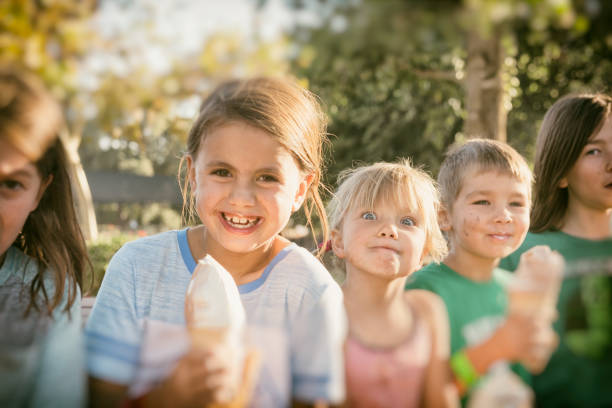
[361,212,376,220]
[401,217,415,226]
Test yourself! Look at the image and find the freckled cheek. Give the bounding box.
[461,216,479,237]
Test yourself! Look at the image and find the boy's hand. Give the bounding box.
[491,314,558,371]
[516,245,564,279]
[491,313,543,362]
[521,322,559,373]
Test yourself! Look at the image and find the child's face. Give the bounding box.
[443,168,530,262]
[187,121,311,254]
[0,139,47,259]
[560,116,612,213]
[332,200,427,279]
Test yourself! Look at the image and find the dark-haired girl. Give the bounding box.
[501,93,612,408]
[0,68,91,407]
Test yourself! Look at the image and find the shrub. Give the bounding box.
[85,234,134,295]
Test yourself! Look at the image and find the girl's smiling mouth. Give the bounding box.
[220,212,262,230]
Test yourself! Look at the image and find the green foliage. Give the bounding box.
[78,32,292,178]
[290,0,611,185]
[95,203,182,231]
[85,234,134,295]
[292,2,465,183]
[507,2,612,159]
[0,0,95,99]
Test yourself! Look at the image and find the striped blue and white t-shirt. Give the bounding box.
[85,229,346,407]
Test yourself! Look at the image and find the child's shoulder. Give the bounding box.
[405,262,455,289]
[0,246,78,317]
[501,229,612,271]
[273,243,341,296]
[404,289,449,346]
[110,229,182,264]
[118,229,181,253]
[404,289,446,317]
[104,229,186,282]
[3,246,52,286]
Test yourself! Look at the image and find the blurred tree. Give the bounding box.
[290,0,464,181]
[0,0,99,241]
[78,30,291,179]
[507,0,612,159]
[288,0,611,183]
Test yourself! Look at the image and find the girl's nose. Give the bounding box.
[229,181,256,206]
[377,224,398,239]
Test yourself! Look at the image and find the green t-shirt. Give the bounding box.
[501,231,612,407]
[405,262,530,403]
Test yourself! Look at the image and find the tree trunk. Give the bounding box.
[464,26,507,141]
[60,131,99,242]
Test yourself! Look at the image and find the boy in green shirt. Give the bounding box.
[406,139,560,404]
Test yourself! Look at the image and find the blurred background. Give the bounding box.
[2,0,610,292]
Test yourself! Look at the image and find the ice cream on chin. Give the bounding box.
[185,255,247,404]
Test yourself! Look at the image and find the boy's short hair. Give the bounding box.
[438,139,532,210]
[328,159,448,263]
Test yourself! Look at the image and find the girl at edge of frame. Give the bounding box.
[327,160,459,408]
[500,93,612,408]
[0,67,90,408]
[85,76,346,408]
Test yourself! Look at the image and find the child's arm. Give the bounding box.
[290,282,346,407]
[407,290,460,408]
[453,313,541,395]
[90,347,258,408]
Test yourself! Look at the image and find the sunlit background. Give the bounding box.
[1,0,610,290]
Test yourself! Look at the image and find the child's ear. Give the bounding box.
[559,177,568,188]
[292,173,314,213]
[330,229,345,259]
[438,206,452,232]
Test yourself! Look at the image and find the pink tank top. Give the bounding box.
[344,316,431,408]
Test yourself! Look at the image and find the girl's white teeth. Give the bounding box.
[224,214,257,228]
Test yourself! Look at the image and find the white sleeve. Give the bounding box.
[85,244,142,385]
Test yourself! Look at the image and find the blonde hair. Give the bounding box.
[438,138,532,211]
[179,77,330,254]
[328,159,448,263]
